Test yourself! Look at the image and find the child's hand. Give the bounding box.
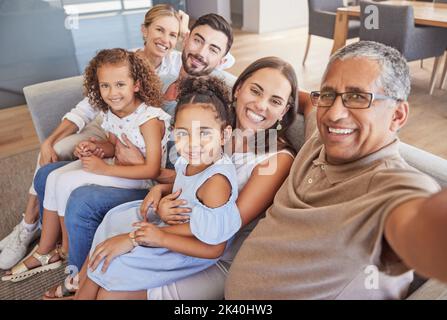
[75,140,97,158]
[131,222,165,247]
[157,190,192,225]
[89,233,135,273]
[140,186,163,220]
[81,155,108,174]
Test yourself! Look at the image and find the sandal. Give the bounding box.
[1,246,66,282]
[42,278,77,300]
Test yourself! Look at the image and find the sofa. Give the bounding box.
[21,75,447,300]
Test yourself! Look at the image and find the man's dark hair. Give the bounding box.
[190,13,233,55]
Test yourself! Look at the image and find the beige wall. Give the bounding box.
[242,0,308,33]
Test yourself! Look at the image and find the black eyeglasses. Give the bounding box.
[310,91,399,109]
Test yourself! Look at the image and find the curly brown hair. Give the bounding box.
[175,76,234,130]
[83,48,163,112]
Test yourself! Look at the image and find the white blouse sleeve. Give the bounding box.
[62,97,100,132]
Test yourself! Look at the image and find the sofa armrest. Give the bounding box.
[23,75,83,142]
[399,142,447,187]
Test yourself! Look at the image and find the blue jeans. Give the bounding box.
[34,161,72,223]
[33,162,148,271]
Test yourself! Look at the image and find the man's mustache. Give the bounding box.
[188,53,206,65]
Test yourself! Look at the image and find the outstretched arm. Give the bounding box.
[385,188,447,282]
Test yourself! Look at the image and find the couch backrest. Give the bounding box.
[23,75,84,142]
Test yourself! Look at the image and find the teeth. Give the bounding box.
[156,43,168,51]
[328,127,354,135]
[110,98,122,102]
[246,109,265,123]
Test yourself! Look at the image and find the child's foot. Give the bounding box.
[1,246,67,282]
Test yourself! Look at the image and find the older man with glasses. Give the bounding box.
[226,41,447,300]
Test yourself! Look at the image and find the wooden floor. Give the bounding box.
[0,26,446,159]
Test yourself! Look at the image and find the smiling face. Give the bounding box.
[173,103,227,166]
[97,63,140,117]
[234,68,291,131]
[181,24,228,76]
[317,58,403,164]
[142,15,179,59]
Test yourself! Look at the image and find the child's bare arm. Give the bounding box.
[133,222,226,259]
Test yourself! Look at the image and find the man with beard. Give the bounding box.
[162,13,235,115]
[31,13,235,299]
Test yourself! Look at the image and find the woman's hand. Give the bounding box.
[178,10,190,40]
[80,155,108,174]
[140,185,163,220]
[40,140,58,166]
[157,189,191,225]
[88,233,134,273]
[132,221,165,247]
[114,133,145,165]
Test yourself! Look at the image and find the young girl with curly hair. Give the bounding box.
[74,76,241,299]
[3,48,171,282]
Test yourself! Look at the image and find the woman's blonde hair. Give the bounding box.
[83,48,163,112]
[142,4,181,44]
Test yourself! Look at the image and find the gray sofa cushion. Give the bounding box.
[23,76,84,142]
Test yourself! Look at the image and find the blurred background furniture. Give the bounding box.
[303,0,360,65]
[359,1,446,94]
[0,0,79,109]
[434,0,447,89]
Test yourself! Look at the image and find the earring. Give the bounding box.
[276,121,282,131]
[230,99,237,108]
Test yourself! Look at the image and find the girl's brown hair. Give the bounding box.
[83,48,163,112]
[232,56,298,153]
[175,76,234,130]
[142,4,181,45]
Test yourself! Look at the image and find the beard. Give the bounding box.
[181,51,213,76]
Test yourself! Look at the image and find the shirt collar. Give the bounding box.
[312,138,401,184]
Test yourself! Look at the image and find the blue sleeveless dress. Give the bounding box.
[87,154,241,291]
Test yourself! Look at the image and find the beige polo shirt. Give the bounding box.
[225,125,441,300]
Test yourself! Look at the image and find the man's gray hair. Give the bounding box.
[326,41,411,101]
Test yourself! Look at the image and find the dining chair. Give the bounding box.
[303,0,360,65]
[434,0,447,89]
[359,1,446,94]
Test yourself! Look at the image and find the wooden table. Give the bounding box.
[331,0,447,54]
